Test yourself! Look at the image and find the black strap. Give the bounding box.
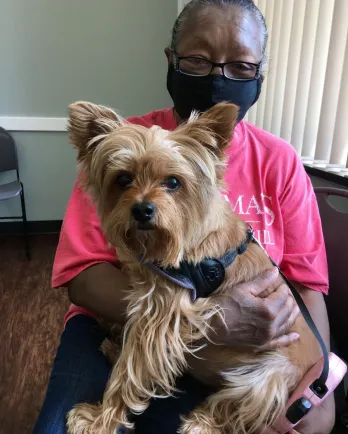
[219,227,254,268]
[269,258,329,395]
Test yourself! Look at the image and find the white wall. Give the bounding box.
[0,0,177,220]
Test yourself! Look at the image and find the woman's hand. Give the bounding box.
[210,267,300,350]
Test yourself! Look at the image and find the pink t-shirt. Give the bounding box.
[52,108,328,324]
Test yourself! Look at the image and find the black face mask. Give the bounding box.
[166,64,262,122]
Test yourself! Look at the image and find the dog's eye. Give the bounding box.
[116,173,133,188]
[163,177,181,192]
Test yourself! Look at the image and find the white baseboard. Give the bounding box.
[0,116,67,132]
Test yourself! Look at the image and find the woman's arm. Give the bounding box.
[68,262,129,324]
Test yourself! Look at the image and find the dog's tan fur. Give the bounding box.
[66,101,321,434]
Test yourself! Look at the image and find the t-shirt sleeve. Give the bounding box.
[278,151,328,294]
[52,181,118,288]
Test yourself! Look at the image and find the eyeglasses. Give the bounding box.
[173,52,261,81]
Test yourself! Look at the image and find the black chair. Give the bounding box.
[314,187,348,432]
[0,126,30,259]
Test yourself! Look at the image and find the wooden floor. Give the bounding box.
[0,234,70,434]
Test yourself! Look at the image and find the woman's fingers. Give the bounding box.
[249,267,281,298]
[257,332,300,352]
[272,296,300,338]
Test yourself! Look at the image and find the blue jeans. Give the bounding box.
[32,315,213,434]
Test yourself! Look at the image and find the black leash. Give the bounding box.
[252,236,329,397]
[273,267,329,395]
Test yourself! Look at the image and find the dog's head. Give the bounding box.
[68,101,238,266]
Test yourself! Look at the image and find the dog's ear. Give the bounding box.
[68,101,124,160]
[198,103,239,149]
[183,103,239,159]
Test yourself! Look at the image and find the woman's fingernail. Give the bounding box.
[290,332,300,341]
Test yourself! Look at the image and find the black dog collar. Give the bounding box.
[144,227,254,300]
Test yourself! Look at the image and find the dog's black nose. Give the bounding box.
[131,202,156,223]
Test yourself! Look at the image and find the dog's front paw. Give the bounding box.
[66,403,103,434]
[180,410,220,434]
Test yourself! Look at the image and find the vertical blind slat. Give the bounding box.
[330,38,348,167]
[280,0,306,146]
[315,0,348,162]
[263,0,283,132]
[270,0,295,137]
[255,0,269,128]
[301,0,335,159]
[290,0,320,156]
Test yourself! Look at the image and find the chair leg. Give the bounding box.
[20,183,31,260]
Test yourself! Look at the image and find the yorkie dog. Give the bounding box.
[66,102,320,434]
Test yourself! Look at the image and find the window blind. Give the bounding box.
[249,0,348,177]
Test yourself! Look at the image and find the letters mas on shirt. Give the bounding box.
[223,193,275,247]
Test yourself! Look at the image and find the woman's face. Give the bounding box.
[165,5,263,122]
[166,5,262,69]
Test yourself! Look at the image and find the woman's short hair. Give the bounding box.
[171,0,268,68]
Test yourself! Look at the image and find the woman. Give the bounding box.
[33,1,334,433]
